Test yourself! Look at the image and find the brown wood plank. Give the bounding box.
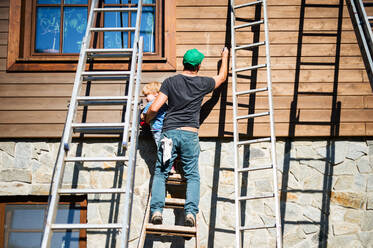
[0,19,7,32]
[176,18,354,32]
[0,110,123,124]
[0,45,6,57]
[0,72,176,84]
[197,70,366,84]
[176,6,348,19]
[0,97,126,110]
[366,123,373,136]
[0,95,363,111]
[0,58,5,70]
[176,0,341,6]
[198,122,366,137]
[0,84,123,97]
[364,96,373,108]
[176,44,362,57]
[177,56,365,70]
[201,95,365,110]
[200,109,373,123]
[0,81,370,98]
[0,0,9,7]
[0,32,7,45]
[176,31,358,45]
[0,7,8,20]
[0,122,367,138]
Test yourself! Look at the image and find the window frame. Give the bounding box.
[7,0,176,71]
[0,196,87,248]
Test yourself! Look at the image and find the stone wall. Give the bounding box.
[0,138,372,247]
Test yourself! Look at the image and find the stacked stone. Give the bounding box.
[0,139,372,247]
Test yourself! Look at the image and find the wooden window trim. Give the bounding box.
[7,0,176,72]
[0,196,87,248]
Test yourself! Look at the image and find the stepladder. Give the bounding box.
[230,0,282,247]
[41,0,145,247]
[138,172,200,247]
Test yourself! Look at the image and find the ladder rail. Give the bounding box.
[40,1,99,247]
[122,0,143,149]
[350,0,373,79]
[230,1,242,247]
[62,0,98,151]
[263,0,283,246]
[121,36,144,247]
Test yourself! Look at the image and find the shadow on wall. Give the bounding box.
[281,0,342,247]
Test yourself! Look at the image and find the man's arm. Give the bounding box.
[144,92,168,124]
[213,47,229,89]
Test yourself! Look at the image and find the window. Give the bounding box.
[7,0,176,71]
[0,196,87,248]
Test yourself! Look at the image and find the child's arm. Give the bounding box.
[145,92,168,124]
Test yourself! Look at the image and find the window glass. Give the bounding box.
[63,7,87,53]
[104,0,129,4]
[35,7,61,53]
[104,11,129,48]
[132,0,155,4]
[7,205,44,229]
[8,232,43,248]
[64,0,88,4]
[131,6,155,52]
[4,204,82,248]
[37,0,61,3]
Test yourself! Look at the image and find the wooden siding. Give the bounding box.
[0,0,372,137]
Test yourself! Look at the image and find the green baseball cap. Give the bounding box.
[183,48,205,66]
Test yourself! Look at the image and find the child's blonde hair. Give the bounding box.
[142,81,162,95]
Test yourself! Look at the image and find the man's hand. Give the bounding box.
[213,47,229,89]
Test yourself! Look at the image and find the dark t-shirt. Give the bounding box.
[160,74,215,131]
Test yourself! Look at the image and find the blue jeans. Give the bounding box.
[150,129,200,217]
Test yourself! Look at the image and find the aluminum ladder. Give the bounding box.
[348,0,373,86]
[41,0,144,247]
[230,0,282,247]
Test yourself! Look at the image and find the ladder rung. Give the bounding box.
[77,96,128,106]
[83,76,131,81]
[237,165,272,172]
[240,223,276,231]
[146,224,196,237]
[52,224,122,230]
[234,64,267,73]
[165,198,186,207]
[234,20,264,30]
[237,137,271,146]
[72,123,125,128]
[65,156,128,162]
[81,71,131,76]
[93,7,138,12]
[235,87,268,96]
[234,0,263,9]
[368,16,373,20]
[72,123,125,134]
[86,48,133,54]
[239,192,274,201]
[236,111,269,120]
[235,41,265,50]
[90,27,136,32]
[58,188,126,194]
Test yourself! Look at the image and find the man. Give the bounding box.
[145,47,229,226]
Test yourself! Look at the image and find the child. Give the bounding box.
[141,82,168,146]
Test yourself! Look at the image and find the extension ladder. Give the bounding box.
[41,0,144,247]
[137,173,199,247]
[347,0,373,86]
[230,0,282,247]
